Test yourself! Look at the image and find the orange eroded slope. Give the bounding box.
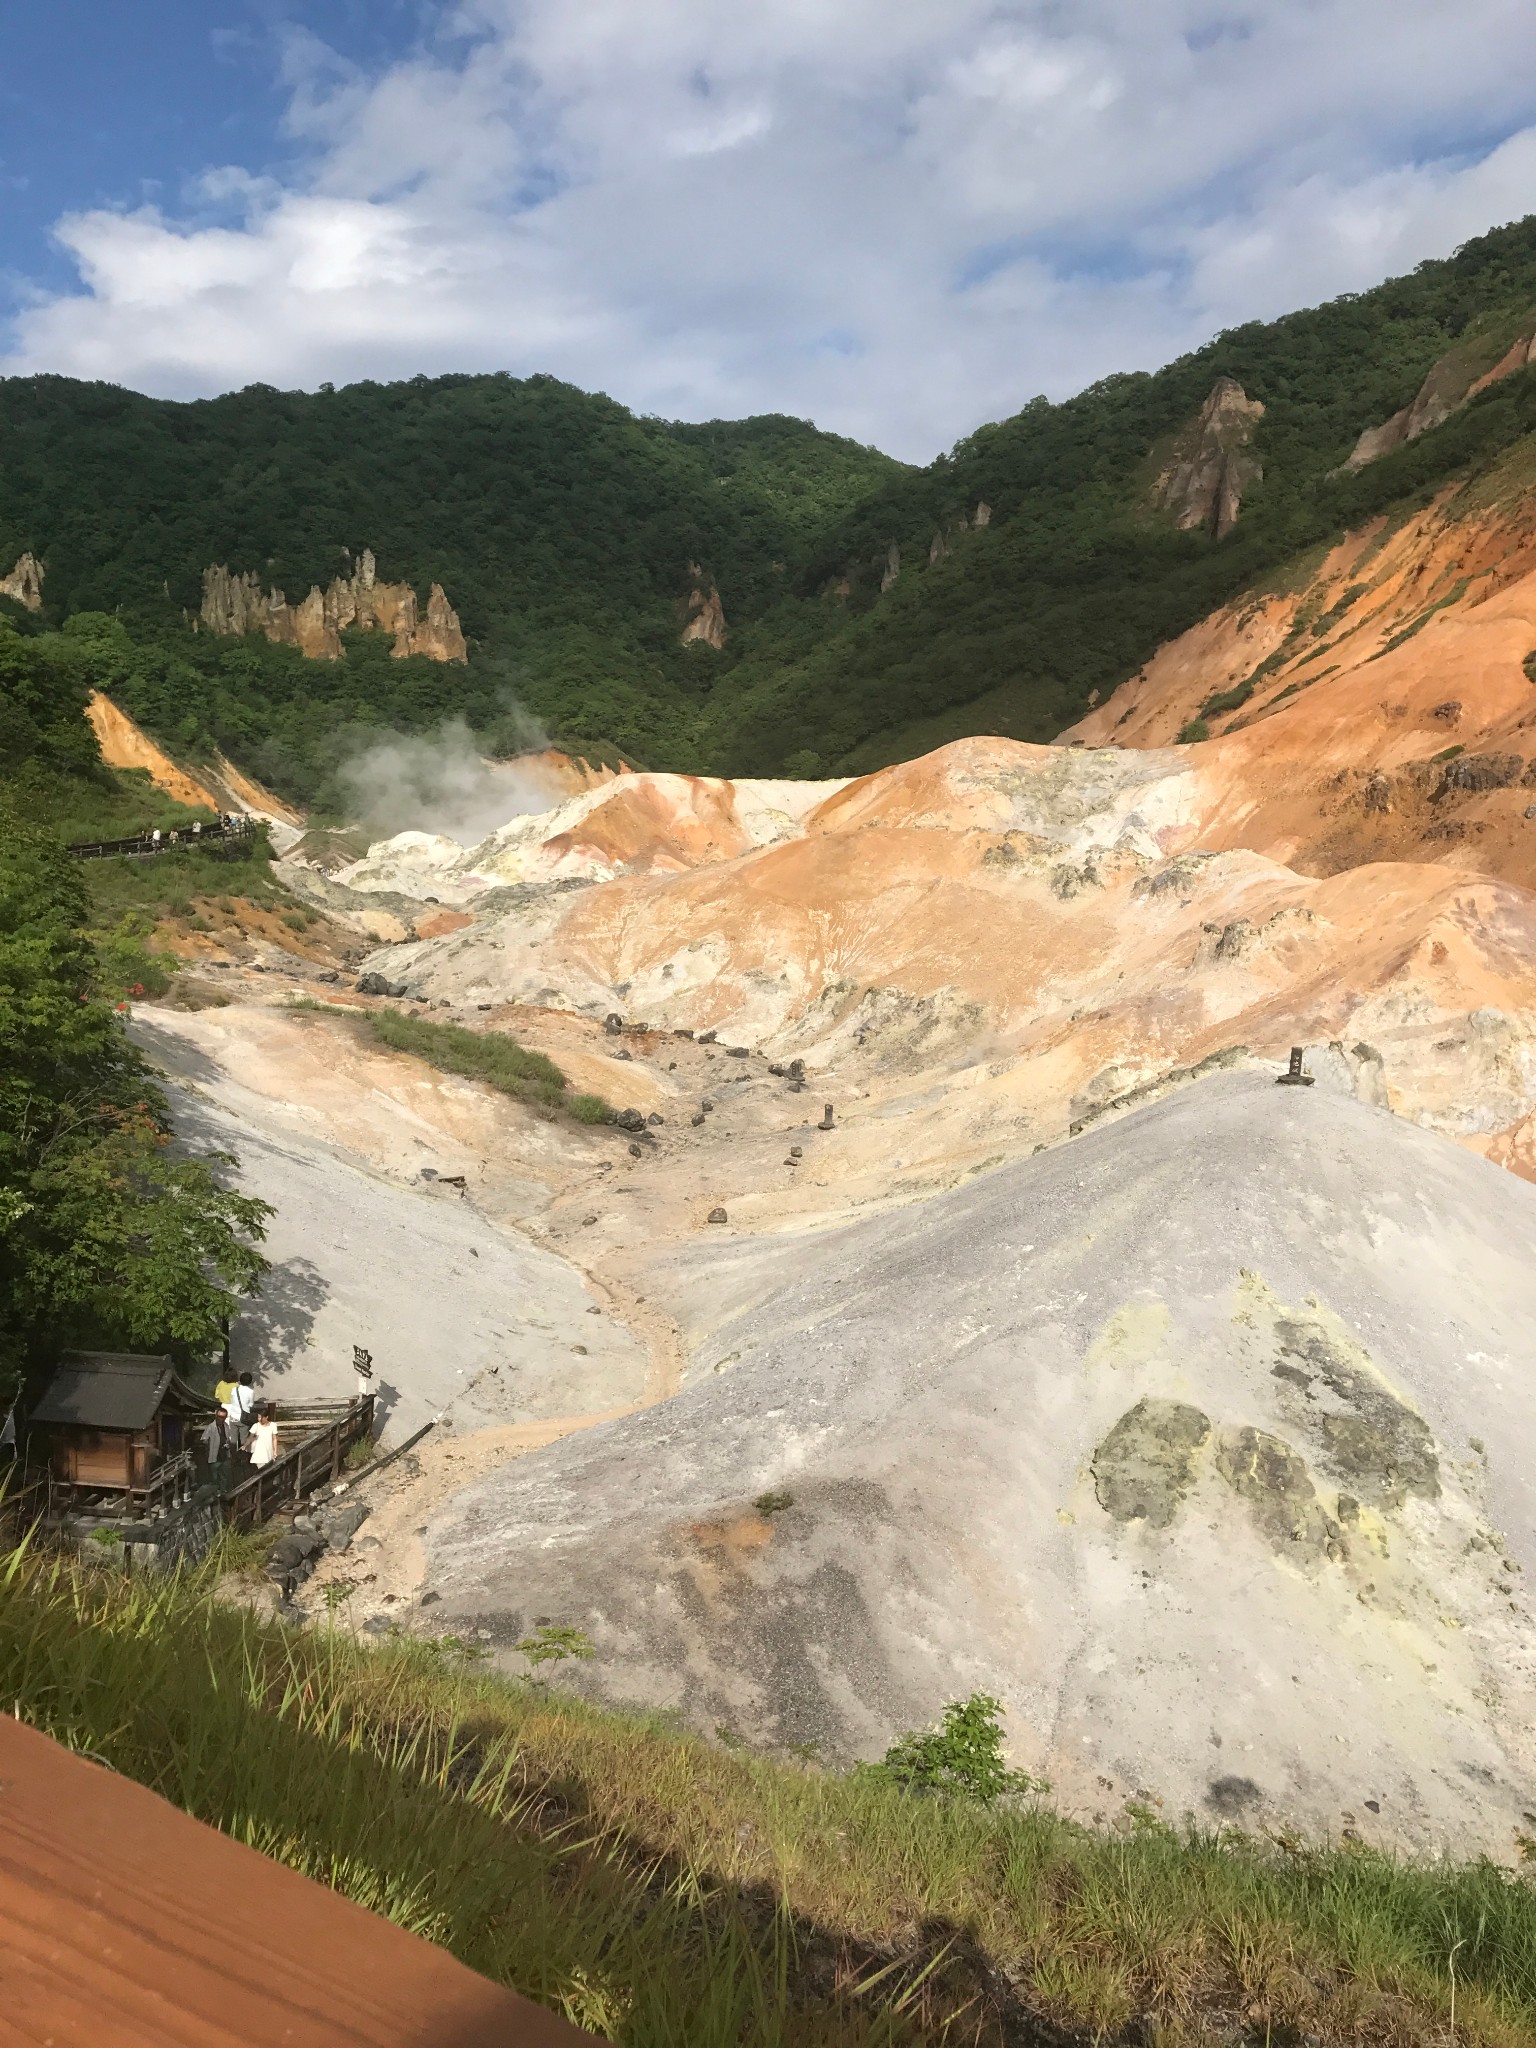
[1061,461,1536,883]
[85,691,304,825]
[86,690,223,811]
[390,731,1536,1168]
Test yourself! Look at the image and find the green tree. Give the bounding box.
[0,813,270,1393]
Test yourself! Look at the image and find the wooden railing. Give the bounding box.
[222,1395,375,1532]
[35,1449,199,1524]
[67,817,255,862]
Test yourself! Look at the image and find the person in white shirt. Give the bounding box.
[247,1411,279,1468]
[226,1373,257,1446]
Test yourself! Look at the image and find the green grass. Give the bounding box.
[1197,679,1255,720]
[2,1544,1533,2047]
[81,829,284,923]
[366,1009,612,1125]
[2,760,213,849]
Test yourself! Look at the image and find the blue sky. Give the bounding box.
[6,2,1536,460]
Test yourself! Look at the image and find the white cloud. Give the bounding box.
[7,1,1536,456]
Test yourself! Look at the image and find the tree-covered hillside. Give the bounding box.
[7,212,1536,791]
[0,377,904,791]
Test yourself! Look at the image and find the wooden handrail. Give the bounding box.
[222,1394,375,1531]
[67,818,255,862]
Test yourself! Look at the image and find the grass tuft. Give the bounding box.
[0,1547,1533,2045]
[367,1009,613,1126]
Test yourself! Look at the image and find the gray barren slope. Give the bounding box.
[137,1020,647,1438]
[426,1072,1536,1854]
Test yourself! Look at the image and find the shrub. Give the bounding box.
[1176,719,1210,745]
[1198,679,1255,719]
[366,1010,613,1126]
[861,1693,1045,1806]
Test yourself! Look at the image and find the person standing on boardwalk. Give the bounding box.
[247,1409,279,1469]
[226,1372,258,1447]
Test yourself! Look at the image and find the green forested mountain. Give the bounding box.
[7,212,1536,794]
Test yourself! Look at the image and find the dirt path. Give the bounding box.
[302,1411,634,1629]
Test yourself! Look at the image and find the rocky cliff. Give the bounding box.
[680,569,727,649]
[1346,319,1536,470]
[200,549,466,663]
[1150,378,1265,538]
[0,552,43,610]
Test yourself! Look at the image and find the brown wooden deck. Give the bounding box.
[0,1714,593,2047]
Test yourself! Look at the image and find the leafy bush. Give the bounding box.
[90,910,176,999]
[1176,719,1211,744]
[515,1623,595,1667]
[861,1693,1045,1806]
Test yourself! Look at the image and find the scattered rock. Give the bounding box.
[647,1112,664,1126]
[818,1104,836,1130]
[707,1207,728,1224]
[1442,751,1522,793]
[701,1098,715,1112]
[582,1214,598,1227]
[790,1146,803,1158]
[1093,1399,1211,1527]
[604,1013,624,1034]
[1431,700,1463,723]
[314,969,339,984]
[615,1049,633,1061]
[697,1030,717,1044]
[727,1046,749,1058]
[355,971,401,997]
[629,1143,643,1157]
[419,1590,441,1607]
[318,1501,371,1553]
[266,1527,325,1577]
[615,1108,647,1131]
[587,1305,601,1314]
[692,1113,706,1127]
[675,1027,695,1039]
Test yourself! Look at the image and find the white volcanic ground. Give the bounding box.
[135,1013,651,1439]
[303,740,1536,1175]
[146,735,1536,1854]
[420,1073,1536,1858]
